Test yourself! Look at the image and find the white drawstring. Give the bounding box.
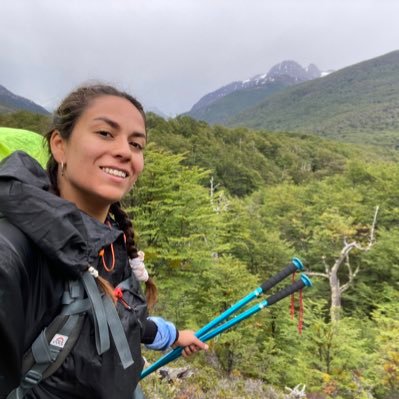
[88,266,99,278]
[129,250,149,282]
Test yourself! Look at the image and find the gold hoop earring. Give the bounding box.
[61,162,65,176]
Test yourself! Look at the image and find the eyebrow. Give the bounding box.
[93,116,147,140]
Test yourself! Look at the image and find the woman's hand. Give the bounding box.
[173,330,209,357]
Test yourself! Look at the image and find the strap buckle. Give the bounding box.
[21,369,43,387]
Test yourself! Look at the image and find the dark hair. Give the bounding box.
[45,84,157,308]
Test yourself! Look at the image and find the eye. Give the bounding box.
[129,141,145,151]
[97,130,113,138]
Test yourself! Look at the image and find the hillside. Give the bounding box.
[0,84,49,115]
[2,105,399,198]
[185,61,325,124]
[146,114,399,197]
[185,81,287,124]
[226,50,399,146]
[0,110,50,134]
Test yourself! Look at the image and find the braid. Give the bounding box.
[110,202,137,258]
[110,202,158,309]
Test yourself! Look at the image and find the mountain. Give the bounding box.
[185,61,327,124]
[146,105,170,119]
[226,50,399,145]
[0,84,49,115]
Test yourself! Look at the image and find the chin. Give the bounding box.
[97,191,127,205]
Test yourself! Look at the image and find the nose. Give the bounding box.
[112,136,131,160]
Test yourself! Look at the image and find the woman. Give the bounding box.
[0,84,207,398]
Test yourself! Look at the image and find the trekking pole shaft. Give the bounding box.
[195,288,261,338]
[140,343,182,379]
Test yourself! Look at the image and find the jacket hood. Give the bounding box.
[0,151,122,276]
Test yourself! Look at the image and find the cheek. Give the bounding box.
[134,155,145,175]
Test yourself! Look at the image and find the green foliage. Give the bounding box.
[370,287,399,398]
[147,113,398,198]
[0,111,50,134]
[224,196,294,279]
[125,144,227,267]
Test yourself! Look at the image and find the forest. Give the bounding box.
[1,111,398,399]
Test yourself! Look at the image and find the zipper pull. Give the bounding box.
[114,287,132,310]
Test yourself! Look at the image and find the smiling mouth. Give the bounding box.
[101,167,128,179]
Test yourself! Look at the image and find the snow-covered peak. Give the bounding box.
[188,60,329,113]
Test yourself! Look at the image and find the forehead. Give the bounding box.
[80,95,145,129]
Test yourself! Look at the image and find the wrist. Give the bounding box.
[172,329,179,347]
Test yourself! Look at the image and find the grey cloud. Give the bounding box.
[1,0,399,115]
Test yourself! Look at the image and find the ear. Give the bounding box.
[50,130,66,163]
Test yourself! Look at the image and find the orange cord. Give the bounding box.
[99,221,116,272]
[290,271,304,335]
[298,288,304,335]
[290,272,296,319]
[99,243,116,272]
[98,223,127,273]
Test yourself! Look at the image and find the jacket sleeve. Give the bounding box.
[0,236,28,398]
[144,317,178,351]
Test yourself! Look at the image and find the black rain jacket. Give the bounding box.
[0,151,148,398]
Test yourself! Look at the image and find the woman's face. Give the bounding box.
[52,95,146,219]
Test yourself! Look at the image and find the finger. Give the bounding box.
[193,339,209,351]
[183,346,192,357]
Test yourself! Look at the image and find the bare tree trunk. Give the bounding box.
[329,271,342,322]
[308,206,379,322]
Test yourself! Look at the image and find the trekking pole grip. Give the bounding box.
[260,257,304,292]
[265,274,312,307]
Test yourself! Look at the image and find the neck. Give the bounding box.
[77,201,110,223]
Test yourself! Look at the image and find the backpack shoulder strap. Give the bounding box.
[7,280,88,399]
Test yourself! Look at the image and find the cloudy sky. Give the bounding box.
[1,0,399,115]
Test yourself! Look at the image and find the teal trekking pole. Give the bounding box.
[141,258,310,379]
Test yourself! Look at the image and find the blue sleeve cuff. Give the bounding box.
[145,317,178,351]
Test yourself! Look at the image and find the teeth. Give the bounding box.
[102,167,127,178]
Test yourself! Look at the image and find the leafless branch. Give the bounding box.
[306,271,329,279]
[367,205,379,249]
[322,255,330,274]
